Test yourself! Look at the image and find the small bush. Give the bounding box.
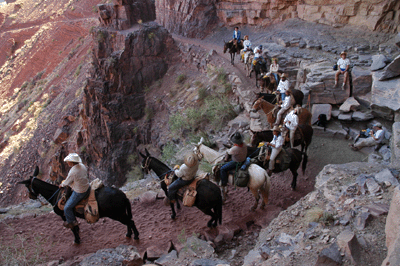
[175,74,187,84]
[92,5,98,13]
[75,64,83,77]
[145,107,154,121]
[169,113,187,135]
[161,142,176,165]
[198,87,208,101]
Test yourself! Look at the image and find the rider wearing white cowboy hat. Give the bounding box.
[168,152,199,204]
[266,126,284,176]
[59,153,89,228]
[277,73,289,101]
[275,90,292,125]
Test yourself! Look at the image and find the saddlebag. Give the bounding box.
[235,169,250,187]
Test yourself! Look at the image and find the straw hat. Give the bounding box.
[272,125,281,132]
[374,122,382,128]
[340,51,347,56]
[230,132,244,144]
[184,152,198,168]
[64,153,82,163]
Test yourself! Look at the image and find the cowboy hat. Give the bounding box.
[258,45,263,49]
[373,122,382,128]
[272,125,281,132]
[294,106,301,113]
[340,51,347,56]
[230,132,244,144]
[64,153,82,163]
[184,152,198,168]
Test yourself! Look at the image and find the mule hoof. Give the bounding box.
[74,240,80,245]
[134,235,139,240]
[171,214,176,220]
[126,234,132,238]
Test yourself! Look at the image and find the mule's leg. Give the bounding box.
[201,207,217,228]
[249,187,260,211]
[71,226,80,244]
[170,203,177,219]
[130,220,139,240]
[291,169,298,190]
[259,179,270,210]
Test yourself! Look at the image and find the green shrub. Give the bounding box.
[169,113,187,135]
[175,74,187,84]
[161,142,176,165]
[145,107,154,120]
[198,87,208,100]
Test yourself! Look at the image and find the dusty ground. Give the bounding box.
[0,3,394,264]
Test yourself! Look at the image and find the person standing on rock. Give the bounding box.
[335,51,351,90]
[266,126,284,176]
[283,106,299,148]
[240,35,252,62]
[276,73,289,101]
[275,90,292,125]
[168,152,199,204]
[220,132,247,201]
[59,153,90,229]
[350,123,385,151]
[270,58,280,84]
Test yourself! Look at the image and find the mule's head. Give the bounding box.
[139,149,151,174]
[18,166,40,199]
[192,137,205,161]
[251,98,263,112]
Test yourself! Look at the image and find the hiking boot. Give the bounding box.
[342,83,345,90]
[63,220,79,229]
[334,81,337,87]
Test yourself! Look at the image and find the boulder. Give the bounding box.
[338,113,352,121]
[383,186,400,266]
[371,54,388,71]
[315,242,342,266]
[371,72,400,120]
[311,104,332,125]
[395,33,400,48]
[391,123,400,168]
[351,66,372,96]
[374,169,399,187]
[337,230,362,265]
[155,250,178,265]
[339,97,360,112]
[351,111,374,121]
[379,54,400,81]
[139,191,158,204]
[79,245,142,266]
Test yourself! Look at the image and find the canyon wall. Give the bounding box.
[157,0,400,34]
[82,22,178,186]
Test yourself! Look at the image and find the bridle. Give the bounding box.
[27,177,39,199]
[141,156,151,174]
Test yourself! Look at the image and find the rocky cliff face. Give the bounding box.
[156,0,219,38]
[82,22,178,186]
[157,0,400,34]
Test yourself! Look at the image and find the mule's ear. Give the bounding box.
[33,166,39,176]
[18,179,30,185]
[145,148,150,157]
[139,151,146,158]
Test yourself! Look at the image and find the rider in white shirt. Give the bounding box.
[351,123,385,151]
[283,107,299,148]
[275,90,292,125]
[266,126,284,175]
[335,51,351,90]
[276,73,289,101]
[240,35,252,63]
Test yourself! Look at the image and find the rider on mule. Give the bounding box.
[275,90,292,125]
[220,132,247,200]
[240,35,252,62]
[253,45,265,65]
[266,126,284,176]
[270,58,280,84]
[168,152,199,204]
[282,106,299,148]
[276,73,289,100]
[59,153,90,229]
[231,26,241,44]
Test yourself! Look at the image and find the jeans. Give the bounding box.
[280,93,286,101]
[168,178,193,200]
[220,161,240,186]
[64,190,87,223]
[273,73,279,84]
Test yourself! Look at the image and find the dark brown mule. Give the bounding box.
[224,39,242,65]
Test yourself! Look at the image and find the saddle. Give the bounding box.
[283,127,304,145]
[213,162,249,188]
[263,147,291,171]
[57,178,104,224]
[165,173,209,207]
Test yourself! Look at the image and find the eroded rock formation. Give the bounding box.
[157,0,400,34]
[82,22,178,185]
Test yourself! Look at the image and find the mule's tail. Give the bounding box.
[302,153,308,175]
[125,197,133,220]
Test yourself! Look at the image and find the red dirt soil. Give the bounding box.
[0,168,315,263]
